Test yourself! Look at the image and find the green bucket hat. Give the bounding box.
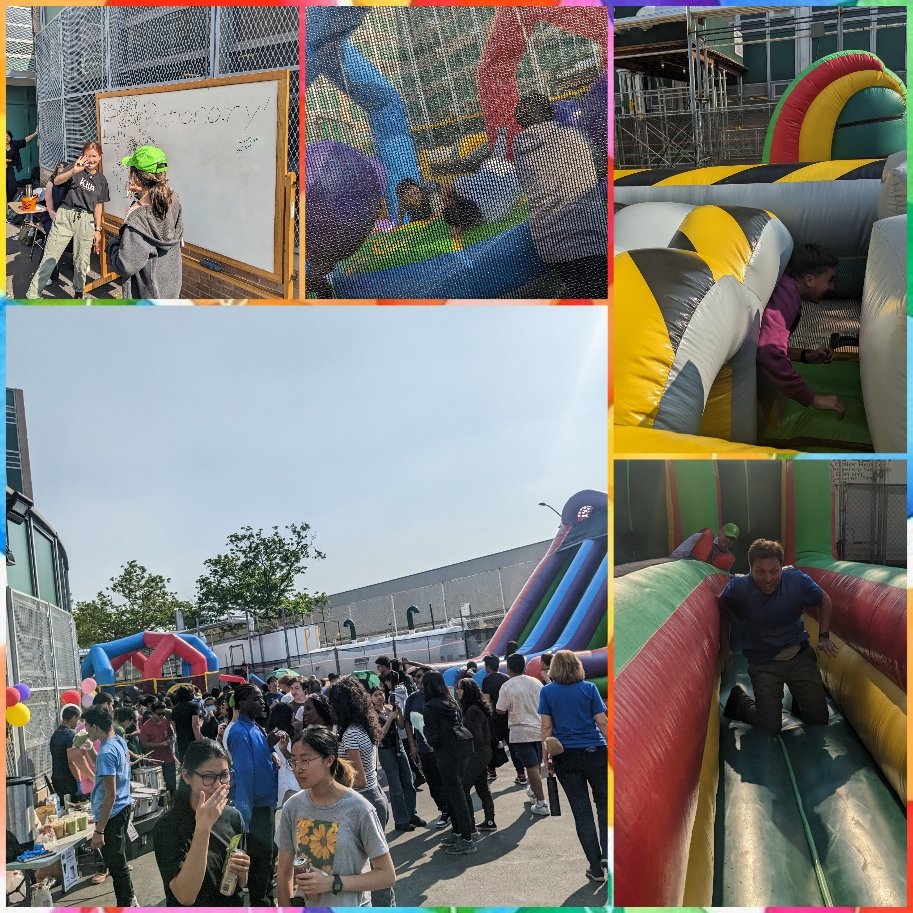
[121,146,168,173]
[721,522,740,540]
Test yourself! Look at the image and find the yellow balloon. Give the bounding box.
[6,703,30,727]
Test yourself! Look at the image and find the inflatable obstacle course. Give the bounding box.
[615,460,906,906]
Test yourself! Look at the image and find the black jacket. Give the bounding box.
[422,697,465,751]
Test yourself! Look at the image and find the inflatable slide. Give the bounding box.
[441,489,607,694]
[615,460,906,906]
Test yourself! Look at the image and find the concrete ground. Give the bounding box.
[6,212,122,300]
[42,770,606,907]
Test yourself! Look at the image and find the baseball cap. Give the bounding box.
[721,522,740,539]
[121,146,168,173]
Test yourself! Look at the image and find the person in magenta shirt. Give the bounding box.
[757,244,845,427]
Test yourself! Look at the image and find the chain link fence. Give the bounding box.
[323,558,542,641]
[306,7,604,154]
[6,6,36,73]
[6,589,81,782]
[836,461,906,567]
[270,625,499,681]
[34,6,299,236]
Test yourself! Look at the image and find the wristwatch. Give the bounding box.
[332,874,343,895]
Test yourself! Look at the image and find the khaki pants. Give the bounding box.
[26,205,94,298]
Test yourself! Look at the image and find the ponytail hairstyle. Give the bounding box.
[81,140,103,175]
[175,737,231,807]
[295,725,356,788]
[130,166,174,220]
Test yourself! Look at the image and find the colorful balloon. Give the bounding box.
[80,678,97,695]
[13,682,30,701]
[6,703,30,727]
[80,693,94,708]
[62,689,81,705]
[6,687,20,707]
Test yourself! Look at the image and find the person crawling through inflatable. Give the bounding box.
[670,522,739,571]
[720,537,840,736]
[757,243,847,430]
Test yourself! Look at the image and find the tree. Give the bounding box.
[73,560,194,648]
[195,524,328,631]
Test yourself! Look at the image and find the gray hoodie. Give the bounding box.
[513,122,607,264]
[107,193,184,299]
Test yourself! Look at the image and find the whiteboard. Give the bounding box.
[98,75,284,276]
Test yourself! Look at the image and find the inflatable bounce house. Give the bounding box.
[615,460,906,906]
[81,631,220,693]
[439,489,607,696]
[615,50,906,454]
[305,8,607,298]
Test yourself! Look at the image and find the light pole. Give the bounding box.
[538,501,561,519]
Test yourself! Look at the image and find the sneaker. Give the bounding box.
[409,814,427,827]
[530,800,550,816]
[586,867,607,883]
[441,832,461,846]
[129,897,141,907]
[526,785,535,799]
[446,837,478,856]
[478,819,497,832]
[513,775,528,785]
[393,822,416,832]
[434,813,450,828]
[723,684,748,721]
[486,771,497,781]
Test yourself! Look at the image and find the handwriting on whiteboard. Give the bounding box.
[102,96,271,154]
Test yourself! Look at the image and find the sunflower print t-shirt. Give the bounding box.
[277,788,389,907]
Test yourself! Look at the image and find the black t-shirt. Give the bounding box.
[171,702,200,756]
[200,713,220,740]
[153,799,245,906]
[7,138,26,179]
[376,710,399,751]
[49,725,76,781]
[481,671,509,705]
[61,168,109,212]
[403,691,430,754]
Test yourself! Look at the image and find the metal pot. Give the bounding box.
[130,785,160,818]
[133,764,165,792]
[7,776,36,846]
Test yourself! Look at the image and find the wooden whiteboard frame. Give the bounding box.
[90,69,291,295]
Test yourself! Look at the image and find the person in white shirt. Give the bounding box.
[495,653,549,816]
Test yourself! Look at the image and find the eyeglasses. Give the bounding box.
[191,770,233,786]
[288,755,322,768]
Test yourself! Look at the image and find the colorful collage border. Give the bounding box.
[3,0,913,910]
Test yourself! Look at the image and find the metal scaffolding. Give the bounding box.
[614,6,907,168]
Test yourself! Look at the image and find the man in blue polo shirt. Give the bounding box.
[720,537,839,735]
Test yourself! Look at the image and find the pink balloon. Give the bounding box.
[80,678,97,695]
[80,692,94,708]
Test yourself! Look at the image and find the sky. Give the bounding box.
[7,306,607,605]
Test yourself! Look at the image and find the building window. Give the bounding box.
[33,528,59,606]
[6,521,34,596]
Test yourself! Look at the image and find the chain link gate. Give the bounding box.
[6,590,81,782]
[34,6,299,247]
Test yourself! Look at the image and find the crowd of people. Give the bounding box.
[45,647,607,905]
